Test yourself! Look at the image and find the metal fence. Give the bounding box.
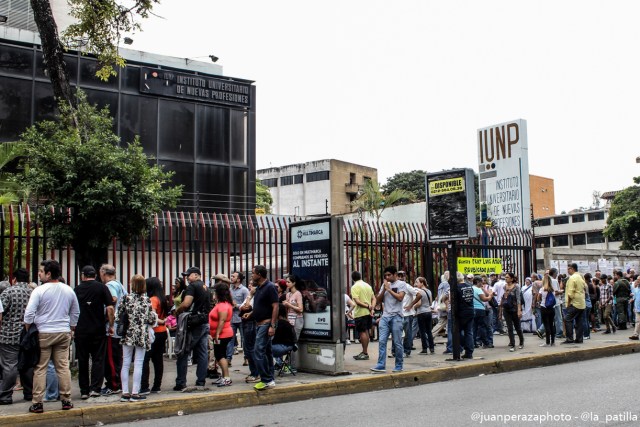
[3,206,533,294]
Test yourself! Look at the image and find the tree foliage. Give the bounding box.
[0,141,27,204]
[604,177,640,250]
[256,180,273,214]
[18,92,182,266]
[382,170,427,201]
[351,179,414,223]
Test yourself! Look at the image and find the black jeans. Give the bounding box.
[540,307,556,344]
[564,305,584,342]
[503,310,524,347]
[416,312,434,351]
[104,336,123,391]
[141,331,167,391]
[75,334,107,394]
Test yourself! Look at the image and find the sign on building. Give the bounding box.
[425,168,477,242]
[477,119,531,229]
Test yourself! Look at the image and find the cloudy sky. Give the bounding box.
[127,0,640,214]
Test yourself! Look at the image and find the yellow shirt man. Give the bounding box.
[351,280,374,319]
[565,271,586,310]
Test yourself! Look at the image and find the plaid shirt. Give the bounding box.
[599,283,613,306]
[0,282,32,345]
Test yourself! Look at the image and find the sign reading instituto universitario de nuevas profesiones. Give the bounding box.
[140,67,252,108]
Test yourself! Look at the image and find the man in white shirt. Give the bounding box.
[400,276,418,357]
[491,273,506,335]
[24,260,80,414]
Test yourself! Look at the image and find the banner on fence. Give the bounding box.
[457,257,503,275]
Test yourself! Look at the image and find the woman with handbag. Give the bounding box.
[500,272,524,352]
[117,275,158,402]
[140,277,169,394]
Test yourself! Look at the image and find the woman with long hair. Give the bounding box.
[283,274,305,340]
[209,283,234,387]
[172,277,187,308]
[118,275,157,402]
[413,277,435,354]
[500,272,524,352]
[140,277,169,394]
[536,273,556,346]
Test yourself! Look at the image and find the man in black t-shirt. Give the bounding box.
[250,265,279,391]
[453,271,476,359]
[174,266,210,390]
[74,266,114,399]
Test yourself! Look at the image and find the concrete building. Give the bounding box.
[257,160,378,216]
[529,174,555,218]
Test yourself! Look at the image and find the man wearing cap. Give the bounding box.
[74,266,115,399]
[250,265,279,390]
[99,264,126,395]
[175,267,210,391]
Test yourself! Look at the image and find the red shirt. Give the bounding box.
[209,301,233,339]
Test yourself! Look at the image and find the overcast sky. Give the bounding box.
[127,0,640,214]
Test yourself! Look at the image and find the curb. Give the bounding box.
[3,342,638,426]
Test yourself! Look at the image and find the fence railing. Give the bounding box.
[3,206,533,295]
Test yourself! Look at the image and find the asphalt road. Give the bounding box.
[111,353,639,427]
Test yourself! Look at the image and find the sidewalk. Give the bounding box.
[2,329,638,426]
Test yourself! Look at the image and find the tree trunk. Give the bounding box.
[30,0,76,110]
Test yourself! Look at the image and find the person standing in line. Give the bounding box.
[370,266,407,373]
[536,273,556,346]
[350,271,375,360]
[628,276,640,340]
[100,264,126,396]
[500,272,524,352]
[228,272,249,359]
[209,283,234,387]
[139,277,168,394]
[240,280,260,383]
[400,277,418,358]
[250,265,279,391]
[562,263,586,344]
[24,260,80,414]
[118,275,157,402]
[613,270,631,330]
[283,274,305,341]
[412,277,435,355]
[472,276,494,349]
[74,266,114,399]
[432,272,450,338]
[0,268,33,405]
[174,267,210,391]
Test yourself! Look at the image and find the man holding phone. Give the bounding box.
[370,266,406,373]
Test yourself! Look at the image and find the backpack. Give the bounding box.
[544,291,556,308]
[502,289,517,312]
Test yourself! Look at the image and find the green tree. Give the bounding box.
[604,177,640,250]
[256,180,273,214]
[0,141,27,204]
[19,93,182,268]
[382,170,427,201]
[351,179,414,223]
[30,0,158,110]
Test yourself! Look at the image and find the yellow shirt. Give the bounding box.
[566,272,586,309]
[350,280,374,319]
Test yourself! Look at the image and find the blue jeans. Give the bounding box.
[402,316,414,355]
[473,309,491,346]
[254,323,274,383]
[176,323,209,387]
[241,321,259,377]
[374,315,403,370]
[583,306,591,338]
[459,315,475,356]
[45,360,58,400]
[226,323,243,360]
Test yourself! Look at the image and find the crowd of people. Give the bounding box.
[1,258,638,414]
[346,264,640,371]
[0,261,300,414]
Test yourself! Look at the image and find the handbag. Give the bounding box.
[116,299,129,337]
[186,311,208,329]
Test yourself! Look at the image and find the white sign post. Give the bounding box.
[477,119,531,230]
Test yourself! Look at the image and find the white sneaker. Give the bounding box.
[345,340,351,345]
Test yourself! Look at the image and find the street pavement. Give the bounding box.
[1,328,638,426]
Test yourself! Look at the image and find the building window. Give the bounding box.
[294,174,303,184]
[572,234,586,246]
[554,216,569,225]
[281,175,294,186]
[349,173,356,185]
[588,211,605,221]
[571,214,585,223]
[552,235,569,247]
[586,232,605,244]
[261,178,278,188]
[536,218,551,227]
[535,237,550,248]
[306,171,330,182]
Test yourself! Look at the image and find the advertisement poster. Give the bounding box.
[425,168,476,242]
[290,219,333,340]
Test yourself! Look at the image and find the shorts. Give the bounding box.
[354,316,372,333]
[213,337,233,361]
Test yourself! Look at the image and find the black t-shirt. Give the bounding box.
[74,279,114,337]
[185,280,209,315]
[454,282,475,319]
[272,318,296,346]
[252,280,279,323]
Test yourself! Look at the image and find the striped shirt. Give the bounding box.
[599,283,613,306]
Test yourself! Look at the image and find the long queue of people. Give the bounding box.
[0,260,301,415]
[346,264,640,371]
